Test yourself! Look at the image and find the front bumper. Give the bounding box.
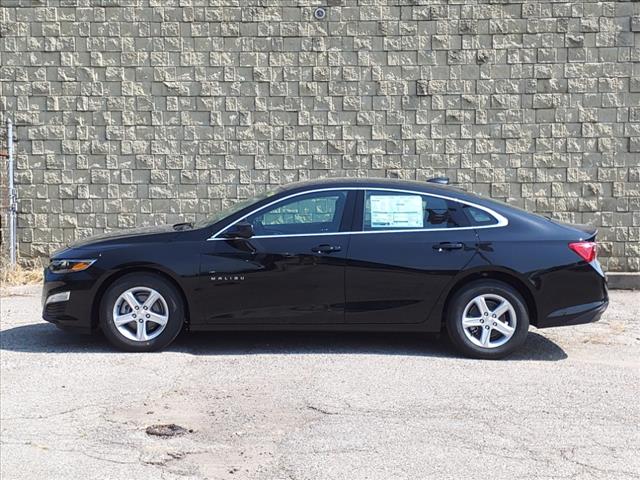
[42,269,97,334]
[537,299,608,329]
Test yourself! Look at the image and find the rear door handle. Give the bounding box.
[311,244,342,254]
[433,242,464,252]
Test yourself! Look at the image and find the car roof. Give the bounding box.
[275,177,539,220]
[279,177,471,199]
[271,177,552,230]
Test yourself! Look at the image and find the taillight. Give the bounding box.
[569,241,597,263]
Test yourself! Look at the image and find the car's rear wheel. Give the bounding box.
[446,280,529,359]
[100,273,184,352]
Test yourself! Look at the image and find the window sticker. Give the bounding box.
[369,195,424,228]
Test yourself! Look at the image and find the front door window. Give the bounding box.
[244,191,348,237]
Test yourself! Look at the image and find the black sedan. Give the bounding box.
[42,178,608,359]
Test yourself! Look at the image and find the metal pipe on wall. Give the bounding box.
[7,118,17,266]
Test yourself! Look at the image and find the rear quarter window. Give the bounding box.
[463,206,499,226]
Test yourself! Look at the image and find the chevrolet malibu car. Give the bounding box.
[42,178,608,359]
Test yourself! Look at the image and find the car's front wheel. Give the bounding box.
[100,273,185,352]
[446,280,529,359]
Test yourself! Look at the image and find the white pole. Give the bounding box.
[7,118,16,266]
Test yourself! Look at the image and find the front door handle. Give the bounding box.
[433,242,464,252]
[311,244,342,254]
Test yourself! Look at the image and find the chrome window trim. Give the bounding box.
[207,187,508,241]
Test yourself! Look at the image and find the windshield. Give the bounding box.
[194,187,282,228]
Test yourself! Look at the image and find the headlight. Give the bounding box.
[49,259,96,273]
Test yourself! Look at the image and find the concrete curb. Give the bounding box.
[607,273,640,290]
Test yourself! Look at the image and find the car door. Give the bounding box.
[344,189,478,324]
[198,189,355,325]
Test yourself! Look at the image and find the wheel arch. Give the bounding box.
[91,266,191,330]
[439,269,538,329]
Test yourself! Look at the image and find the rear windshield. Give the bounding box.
[469,195,550,222]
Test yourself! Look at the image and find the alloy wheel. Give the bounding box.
[112,287,169,342]
[461,293,517,349]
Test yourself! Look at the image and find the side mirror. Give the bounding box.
[221,221,254,239]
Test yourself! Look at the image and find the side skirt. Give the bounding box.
[188,322,442,333]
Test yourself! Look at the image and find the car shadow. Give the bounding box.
[0,322,567,361]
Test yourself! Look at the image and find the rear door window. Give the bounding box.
[363,190,467,231]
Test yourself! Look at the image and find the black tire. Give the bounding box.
[100,273,185,352]
[446,280,529,359]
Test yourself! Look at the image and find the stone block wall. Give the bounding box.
[0,1,639,270]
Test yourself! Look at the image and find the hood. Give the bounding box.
[62,224,177,251]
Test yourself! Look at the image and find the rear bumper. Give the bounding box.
[537,299,608,329]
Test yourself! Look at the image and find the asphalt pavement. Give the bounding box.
[1,286,638,480]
